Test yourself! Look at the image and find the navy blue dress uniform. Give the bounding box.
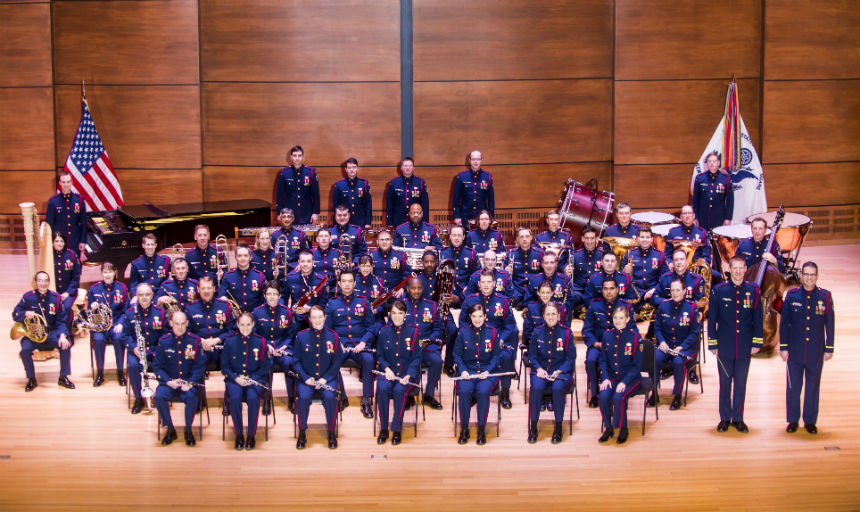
[275,164,320,224]
[525,271,575,318]
[294,326,345,433]
[652,269,706,307]
[736,237,785,273]
[441,245,478,298]
[602,222,640,252]
[355,272,385,302]
[284,270,330,325]
[251,247,277,282]
[453,169,494,224]
[692,171,734,231]
[13,290,71,381]
[53,247,81,313]
[221,331,272,440]
[185,244,223,282]
[372,247,412,289]
[219,267,265,314]
[404,296,444,398]
[152,332,206,434]
[779,286,834,427]
[312,246,340,290]
[708,280,763,425]
[253,302,298,397]
[535,229,572,268]
[459,292,518,392]
[116,304,166,401]
[598,327,645,431]
[654,299,702,396]
[582,298,637,400]
[270,226,310,271]
[88,280,129,377]
[186,297,235,368]
[528,324,576,424]
[376,324,423,433]
[453,324,501,428]
[129,253,171,297]
[332,177,372,228]
[466,268,513,298]
[621,246,665,299]
[522,300,568,350]
[386,174,429,228]
[329,223,368,263]
[665,224,711,264]
[465,227,505,256]
[415,270,440,302]
[155,277,199,313]
[325,293,379,399]
[46,191,87,251]
[583,270,639,305]
[394,221,443,250]
[571,246,604,307]
[507,245,544,306]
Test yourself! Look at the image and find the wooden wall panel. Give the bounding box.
[414,79,612,166]
[0,3,52,87]
[613,164,694,210]
[615,0,761,80]
[200,0,399,82]
[763,163,859,207]
[54,85,202,169]
[201,83,401,167]
[413,0,612,81]
[614,79,761,165]
[762,80,859,164]
[765,0,860,80]
[0,88,55,171]
[52,0,199,85]
[119,169,203,205]
[0,171,56,214]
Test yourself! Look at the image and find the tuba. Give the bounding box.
[602,236,638,267]
[338,233,353,273]
[671,239,711,313]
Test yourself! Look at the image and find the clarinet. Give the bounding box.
[134,309,155,407]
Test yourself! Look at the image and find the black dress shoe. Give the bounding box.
[647,394,657,407]
[423,394,443,410]
[599,428,614,443]
[500,389,512,410]
[245,435,256,450]
[688,369,700,385]
[391,431,402,445]
[235,434,245,450]
[546,397,554,412]
[716,420,730,432]
[327,430,338,449]
[669,395,682,411]
[58,376,75,389]
[360,399,373,419]
[24,378,37,392]
[444,365,456,378]
[94,373,105,387]
[588,396,599,408]
[131,398,144,415]
[616,427,629,445]
[377,429,389,444]
[733,421,749,433]
[786,422,798,433]
[457,428,470,444]
[185,431,196,446]
[527,421,538,444]
[118,374,127,387]
[476,426,487,445]
[660,368,673,380]
[805,423,818,434]
[161,428,177,446]
[551,422,563,444]
[296,429,307,449]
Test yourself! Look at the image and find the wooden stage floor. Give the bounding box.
[0,244,857,511]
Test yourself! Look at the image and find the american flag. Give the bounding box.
[62,99,124,211]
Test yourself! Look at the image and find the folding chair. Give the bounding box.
[156,383,210,440]
[524,368,580,435]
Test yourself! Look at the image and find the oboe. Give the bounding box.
[244,376,270,390]
[371,370,421,389]
[451,371,517,381]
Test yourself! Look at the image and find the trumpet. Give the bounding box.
[273,235,288,280]
[451,371,517,381]
[371,370,421,389]
[214,234,230,282]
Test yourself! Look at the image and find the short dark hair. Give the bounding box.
[467,303,486,316]
[801,261,818,274]
[390,300,407,314]
[344,157,358,167]
[290,145,304,155]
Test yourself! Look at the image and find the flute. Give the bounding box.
[245,376,270,390]
[371,370,421,389]
[173,378,202,388]
[451,371,517,381]
[534,372,570,382]
[344,346,376,354]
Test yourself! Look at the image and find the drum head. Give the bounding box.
[746,211,811,229]
[651,223,679,237]
[712,224,754,240]
[631,211,675,225]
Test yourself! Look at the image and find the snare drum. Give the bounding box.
[746,211,812,254]
[631,211,676,228]
[650,223,679,253]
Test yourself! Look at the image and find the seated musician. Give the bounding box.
[284,250,330,327]
[152,311,205,447]
[598,305,645,445]
[13,271,74,392]
[354,254,385,303]
[129,233,171,299]
[270,208,310,272]
[155,257,199,318]
[653,249,706,307]
[219,244,265,314]
[621,226,665,308]
[253,282,298,410]
[325,270,379,418]
[332,157,373,230]
[88,262,129,387]
[522,280,569,412]
[527,301,576,444]
[440,224,478,300]
[403,276,445,409]
[582,279,637,408]
[114,283,166,414]
[583,252,639,305]
[186,224,222,282]
[525,251,575,319]
[386,157,429,229]
[603,202,640,250]
[376,300,424,445]
[737,216,785,272]
[251,227,277,282]
[395,203,442,251]
[507,226,544,308]
[568,227,604,310]
[221,312,271,451]
[460,271,518,410]
[454,303,501,445]
[311,229,339,292]
[51,232,81,315]
[664,205,711,266]
[329,205,368,263]
[371,230,411,296]
[294,306,344,450]
[465,249,513,298]
[186,276,235,369]
[654,277,702,410]
[465,210,504,256]
[536,210,572,269]
[416,250,441,301]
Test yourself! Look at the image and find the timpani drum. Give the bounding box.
[712,224,765,274]
[746,211,812,257]
[650,223,679,253]
[556,178,615,248]
[631,211,676,229]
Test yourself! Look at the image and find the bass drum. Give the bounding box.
[650,223,679,253]
[556,179,615,249]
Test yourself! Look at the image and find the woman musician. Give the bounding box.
[251,228,277,282]
[253,282,298,410]
[598,305,644,445]
[88,262,129,387]
[51,232,81,316]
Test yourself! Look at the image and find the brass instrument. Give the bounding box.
[159,295,182,320]
[338,233,353,273]
[394,245,426,271]
[602,236,638,267]
[169,243,185,279]
[273,235,288,279]
[224,290,243,320]
[537,241,568,262]
[670,239,711,314]
[74,296,113,335]
[637,302,658,322]
[11,309,48,344]
[214,234,230,281]
[432,259,457,321]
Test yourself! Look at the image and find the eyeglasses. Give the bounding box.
[801,273,818,277]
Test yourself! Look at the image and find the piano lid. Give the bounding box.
[120,199,271,227]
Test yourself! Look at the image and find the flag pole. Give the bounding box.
[81,79,88,107]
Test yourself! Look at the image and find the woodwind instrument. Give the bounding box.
[134,308,155,409]
[344,345,376,354]
[245,376,270,390]
[451,371,517,381]
[371,370,421,389]
[294,275,330,309]
[370,273,415,310]
[174,378,202,388]
[432,259,456,321]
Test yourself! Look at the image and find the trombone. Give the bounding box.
[273,235,288,280]
[214,234,230,283]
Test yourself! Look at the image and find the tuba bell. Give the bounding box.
[670,238,711,314]
[603,236,638,267]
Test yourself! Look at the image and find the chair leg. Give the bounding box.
[569,388,574,435]
[414,393,419,438]
[89,341,95,381]
[452,388,458,436]
[496,393,501,437]
[642,395,647,436]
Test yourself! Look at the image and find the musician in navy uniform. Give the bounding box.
[737,217,785,272]
[395,203,443,250]
[311,230,340,291]
[653,250,706,307]
[454,303,501,445]
[50,232,81,315]
[441,224,477,300]
[466,210,505,257]
[88,262,129,387]
[329,206,368,264]
[222,313,271,450]
[371,230,411,293]
[46,171,87,255]
[404,277,445,409]
[621,227,665,306]
[186,276,234,369]
[155,258,199,317]
[709,256,763,433]
[692,152,734,231]
[779,262,834,434]
[186,224,223,282]
[527,302,576,444]
[332,157,372,229]
[294,306,345,450]
[507,227,544,307]
[285,250,330,326]
[270,208,311,272]
[598,305,645,445]
[13,271,74,391]
[522,281,567,352]
[114,283,165,413]
[152,311,205,446]
[465,250,513,298]
[567,227,604,310]
[129,233,171,298]
[219,245,265,314]
[664,205,711,265]
[275,145,320,225]
[355,255,385,303]
[386,157,429,229]
[654,277,702,410]
[536,210,572,269]
[583,252,639,305]
[376,300,423,445]
[415,251,441,302]
[251,228,277,282]
[452,150,494,226]
[603,202,640,252]
[524,252,574,318]
[254,282,298,410]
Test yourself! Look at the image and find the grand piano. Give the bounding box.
[84,199,271,278]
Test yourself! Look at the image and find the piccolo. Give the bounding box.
[451,371,517,381]
[371,370,421,389]
[344,346,376,354]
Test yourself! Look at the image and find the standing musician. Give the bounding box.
[253,282,298,410]
[312,229,340,291]
[507,226,544,308]
[780,262,834,434]
[325,270,378,418]
[582,279,638,408]
[653,249,706,308]
[221,313,271,450]
[275,145,320,225]
[603,202,640,247]
[452,150,495,226]
[386,157,429,229]
[371,230,411,293]
[270,208,311,272]
[454,303,501,445]
[376,300,424,445]
[332,157,373,229]
[583,252,639,305]
[598,305,644,445]
[51,232,81,314]
[621,226,665,306]
[129,233,171,299]
[155,257,199,316]
[709,256,763,434]
[294,306,344,449]
[329,205,368,263]
[152,311,205,447]
[654,277,702,410]
[186,276,235,369]
[403,277,445,409]
[395,203,443,250]
[440,224,477,300]
[465,210,504,256]
[186,224,223,282]
[525,252,574,319]
[692,151,734,231]
[354,255,385,303]
[664,205,711,266]
[736,217,785,272]
[251,227,277,282]
[88,262,129,387]
[46,170,87,256]
[527,301,576,444]
[13,271,74,391]
[114,283,165,414]
[465,249,513,298]
[285,250,330,327]
[219,244,265,314]
[536,210,572,269]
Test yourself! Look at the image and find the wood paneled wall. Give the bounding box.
[0,0,856,238]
